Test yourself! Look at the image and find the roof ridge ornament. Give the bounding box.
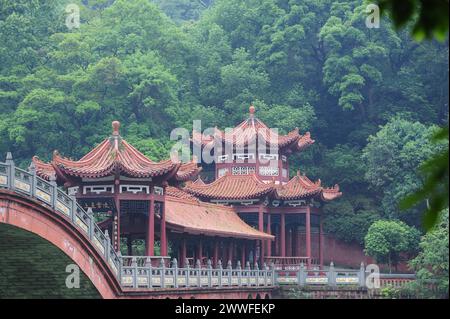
[249,104,256,117]
[112,120,121,136]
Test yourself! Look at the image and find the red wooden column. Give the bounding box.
[319,216,324,268]
[197,238,203,264]
[266,214,272,257]
[258,205,265,265]
[213,240,219,267]
[228,240,233,264]
[280,213,286,257]
[306,206,312,268]
[241,241,246,266]
[160,200,168,256]
[146,197,155,256]
[274,224,280,256]
[181,238,187,266]
[113,179,121,252]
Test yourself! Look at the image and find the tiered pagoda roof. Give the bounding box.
[185,173,274,200]
[184,171,342,202]
[32,121,201,183]
[192,105,315,152]
[165,187,273,240]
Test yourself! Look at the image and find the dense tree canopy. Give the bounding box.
[0,0,448,266]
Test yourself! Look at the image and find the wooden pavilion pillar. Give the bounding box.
[197,238,203,264]
[113,180,121,252]
[227,240,233,264]
[181,237,187,267]
[241,241,246,266]
[160,201,167,256]
[213,240,219,267]
[319,216,324,269]
[306,206,312,268]
[146,197,155,256]
[266,214,272,257]
[280,213,286,257]
[258,205,265,265]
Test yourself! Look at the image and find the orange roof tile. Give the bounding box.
[192,105,314,151]
[165,196,273,240]
[184,173,274,200]
[34,121,180,180]
[32,156,55,181]
[173,160,202,182]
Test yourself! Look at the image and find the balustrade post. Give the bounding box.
[173,258,178,288]
[299,262,305,286]
[270,262,278,286]
[117,251,122,284]
[160,258,166,288]
[196,259,201,287]
[329,262,336,287]
[207,259,212,288]
[131,257,138,288]
[359,262,365,288]
[237,261,242,286]
[49,174,57,209]
[87,208,95,240]
[145,257,153,289]
[217,260,223,288]
[6,152,15,191]
[255,262,259,287]
[28,162,37,197]
[104,230,111,260]
[69,195,77,224]
[246,261,251,284]
[185,258,190,288]
[227,260,232,287]
[263,263,268,286]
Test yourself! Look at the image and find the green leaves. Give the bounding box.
[364,219,421,272]
[400,126,449,231]
[377,0,449,41]
[408,210,449,297]
[362,118,442,226]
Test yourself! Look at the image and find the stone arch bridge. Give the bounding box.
[0,155,273,299]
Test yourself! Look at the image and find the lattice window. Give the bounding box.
[232,166,256,175]
[233,153,255,161]
[259,153,279,161]
[259,166,279,176]
[120,200,149,215]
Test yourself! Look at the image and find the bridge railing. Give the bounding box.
[275,262,366,287]
[1,154,275,291]
[120,258,275,289]
[0,154,122,279]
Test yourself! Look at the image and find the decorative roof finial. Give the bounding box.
[249,104,256,117]
[112,121,121,136]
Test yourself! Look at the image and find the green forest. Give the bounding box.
[0,0,448,298]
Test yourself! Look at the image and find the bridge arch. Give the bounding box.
[0,189,122,299]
